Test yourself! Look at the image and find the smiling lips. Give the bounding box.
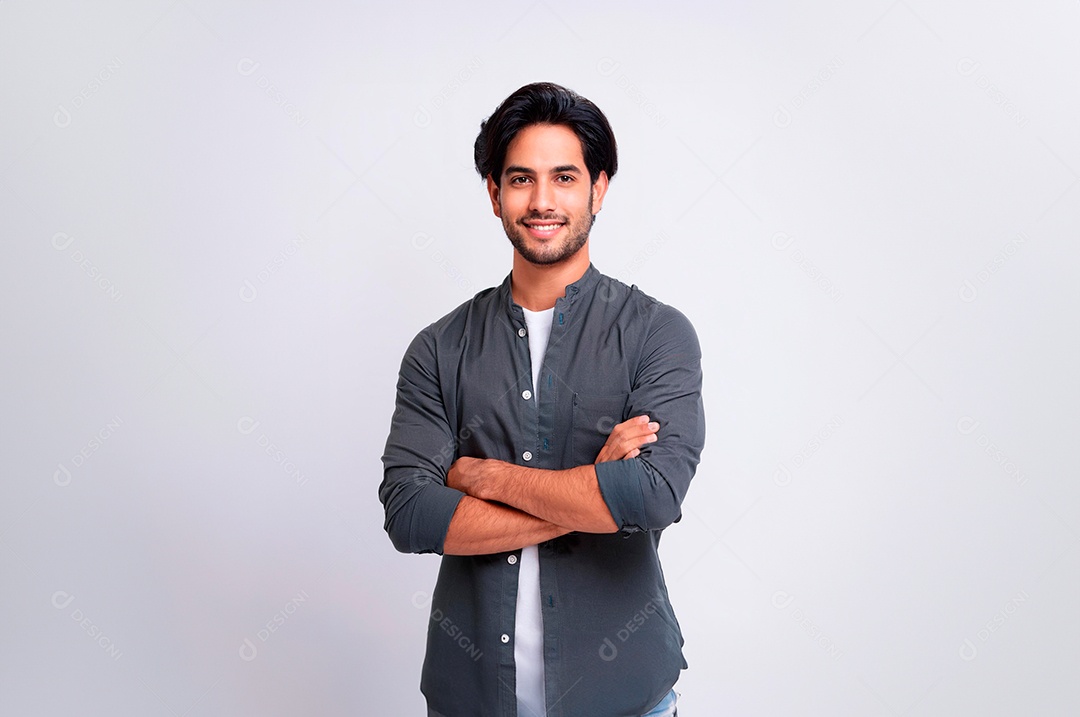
[523,219,566,239]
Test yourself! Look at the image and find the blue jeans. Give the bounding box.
[641,688,678,717]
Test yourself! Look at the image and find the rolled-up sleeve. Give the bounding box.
[379,327,466,554]
[594,304,705,534]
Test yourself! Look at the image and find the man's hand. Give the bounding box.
[448,414,658,495]
[441,415,656,535]
[594,415,659,463]
[447,456,488,498]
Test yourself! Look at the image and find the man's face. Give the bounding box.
[487,123,608,266]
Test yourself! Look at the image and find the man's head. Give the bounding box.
[474,82,617,267]
[474,82,618,187]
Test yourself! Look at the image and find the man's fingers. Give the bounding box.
[593,415,660,463]
[607,418,659,443]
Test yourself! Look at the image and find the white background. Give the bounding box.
[2,1,1078,715]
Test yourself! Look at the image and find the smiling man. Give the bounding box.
[380,82,706,717]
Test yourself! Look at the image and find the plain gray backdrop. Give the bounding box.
[2,1,1078,715]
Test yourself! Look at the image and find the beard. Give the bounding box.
[502,194,595,266]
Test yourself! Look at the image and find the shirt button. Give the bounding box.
[501,633,510,644]
[521,390,532,400]
[522,451,533,462]
[518,327,527,337]
[507,554,517,565]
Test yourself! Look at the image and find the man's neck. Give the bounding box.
[510,248,591,311]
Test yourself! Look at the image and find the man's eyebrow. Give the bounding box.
[503,164,584,176]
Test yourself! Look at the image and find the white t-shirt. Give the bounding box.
[515,306,553,717]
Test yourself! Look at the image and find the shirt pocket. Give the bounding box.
[571,392,630,464]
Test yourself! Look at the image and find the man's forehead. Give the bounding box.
[503,124,585,172]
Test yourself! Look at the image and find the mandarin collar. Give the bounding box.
[502,263,600,320]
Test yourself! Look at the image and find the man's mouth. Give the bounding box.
[523,220,565,238]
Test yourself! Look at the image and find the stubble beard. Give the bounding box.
[503,194,595,267]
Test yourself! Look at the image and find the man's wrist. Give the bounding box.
[475,458,517,502]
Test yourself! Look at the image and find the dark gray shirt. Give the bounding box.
[380,263,706,717]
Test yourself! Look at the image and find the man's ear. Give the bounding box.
[591,170,610,214]
[486,174,502,218]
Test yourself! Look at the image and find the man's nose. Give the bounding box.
[529,181,556,213]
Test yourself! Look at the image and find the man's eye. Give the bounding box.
[557,175,573,183]
[511,176,530,185]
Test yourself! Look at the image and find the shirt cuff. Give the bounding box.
[403,481,466,554]
[594,459,648,535]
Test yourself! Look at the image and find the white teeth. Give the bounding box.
[531,224,562,231]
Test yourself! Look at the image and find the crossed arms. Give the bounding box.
[442,416,660,555]
[380,304,705,557]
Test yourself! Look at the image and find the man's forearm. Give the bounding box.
[463,460,619,534]
[442,495,572,556]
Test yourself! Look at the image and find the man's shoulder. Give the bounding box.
[408,283,503,347]
[593,271,696,334]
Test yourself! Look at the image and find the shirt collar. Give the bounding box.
[502,263,601,320]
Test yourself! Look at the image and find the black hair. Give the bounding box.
[474,82,618,187]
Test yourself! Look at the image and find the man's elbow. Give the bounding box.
[643,499,683,532]
[640,459,693,531]
[380,478,461,555]
[383,513,443,555]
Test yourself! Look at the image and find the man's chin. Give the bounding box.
[509,235,588,268]
[515,245,578,267]
[518,252,568,267]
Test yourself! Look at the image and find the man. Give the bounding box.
[380,82,705,717]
